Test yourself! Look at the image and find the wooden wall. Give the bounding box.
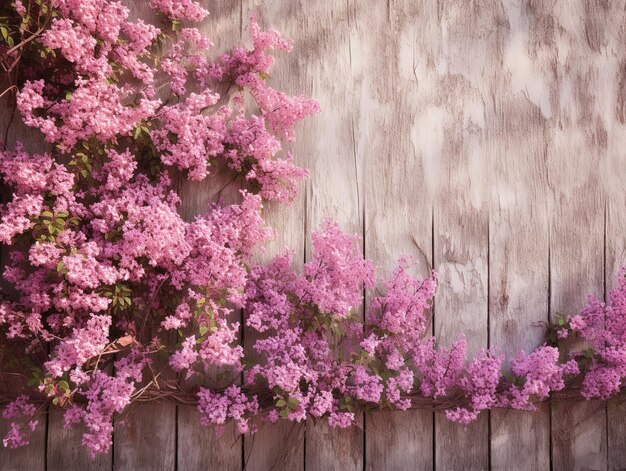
[2,0,626,469]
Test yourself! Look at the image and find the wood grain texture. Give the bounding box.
[47,409,112,471]
[541,1,626,469]
[605,48,626,470]
[0,89,48,471]
[488,91,551,470]
[429,0,492,468]
[606,194,626,471]
[488,2,552,465]
[290,1,365,470]
[240,2,306,469]
[174,2,245,470]
[177,406,241,471]
[113,402,176,471]
[357,1,435,468]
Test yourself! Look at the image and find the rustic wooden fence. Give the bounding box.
[2,0,626,469]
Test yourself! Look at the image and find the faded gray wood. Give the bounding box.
[607,193,626,471]
[541,1,626,469]
[429,0,491,466]
[239,3,306,470]
[358,1,435,468]
[602,60,626,470]
[549,196,606,471]
[47,409,112,471]
[291,0,365,469]
[177,406,240,471]
[113,402,176,471]
[487,11,551,466]
[174,2,245,470]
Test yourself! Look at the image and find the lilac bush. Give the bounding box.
[0,0,624,457]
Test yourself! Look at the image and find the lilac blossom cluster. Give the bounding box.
[0,0,624,459]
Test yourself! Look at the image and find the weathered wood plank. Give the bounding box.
[487,4,557,467]
[0,92,48,471]
[177,406,241,471]
[239,3,306,470]
[549,198,606,471]
[113,402,176,471]
[542,0,626,469]
[546,118,607,468]
[291,1,365,470]
[47,409,112,471]
[357,1,435,468]
[428,1,495,467]
[174,2,245,470]
[433,174,489,471]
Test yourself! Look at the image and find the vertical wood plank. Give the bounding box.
[603,4,626,462]
[240,2,306,470]
[488,2,553,465]
[544,0,626,468]
[174,2,244,470]
[0,82,48,471]
[177,406,240,471]
[433,141,489,471]
[107,4,176,471]
[606,127,626,467]
[429,1,498,468]
[47,409,112,471]
[291,2,364,470]
[606,192,626,470]
[114,402,176,471]
[357,1,435,469]
[549,196,606,471]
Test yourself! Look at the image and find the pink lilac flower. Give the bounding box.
[198,385,259,434]
[498,346,579,410]
[45,314,112,377]
[150,0,209,22]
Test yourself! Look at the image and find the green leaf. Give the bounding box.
[27,378,39,387]
[275,399,286,408]
[199,325,209,337]
[58,380,70,393]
